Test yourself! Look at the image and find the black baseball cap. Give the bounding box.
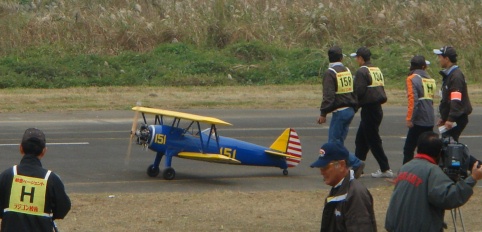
[328,46,343,57]
[433,46,457,57]
[410,55,430,67]
[350,47,371,58]
[22,128,46,148]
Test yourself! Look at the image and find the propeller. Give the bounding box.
[125,102,141,165]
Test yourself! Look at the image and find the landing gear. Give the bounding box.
[146,152,176,180]
[283,169,288,176]
[162,167,176,180]
[147,164,160,177]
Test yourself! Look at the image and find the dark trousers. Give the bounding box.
[403,125,433,164]
[442,114,481,167]
[355,104,390,171]
[442,114,468,142]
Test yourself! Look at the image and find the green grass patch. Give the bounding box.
[0,41,479,89]
[1,0,482,88]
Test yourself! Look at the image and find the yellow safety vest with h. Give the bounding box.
[5,165,52,217]
[419,77,436,100]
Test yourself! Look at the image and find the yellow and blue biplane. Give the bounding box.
[127,106,302,180]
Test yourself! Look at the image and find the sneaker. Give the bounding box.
[353,161,365,179]
[371,169,394,178]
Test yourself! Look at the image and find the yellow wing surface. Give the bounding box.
[178,152,241,164]
[132,106,232,126]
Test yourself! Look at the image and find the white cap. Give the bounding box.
[433,49,443,55]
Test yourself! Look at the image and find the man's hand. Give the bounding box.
[471,161,482,181]
[317,116,326,124]
[444,121,455,130]
[437,118,445,127]
[406,120,413,128]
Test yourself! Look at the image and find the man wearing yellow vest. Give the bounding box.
[0,128,71,231]
[317,46,365,179]
[403,55,435,164]
[351,47,393,178]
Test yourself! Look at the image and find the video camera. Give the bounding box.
[439,136,471,182]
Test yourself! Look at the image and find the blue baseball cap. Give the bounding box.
[310,142,349,168]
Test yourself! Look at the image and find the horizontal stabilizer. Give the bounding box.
[178,152,241,164]
[264,149,301,159]
[269,128,302,167]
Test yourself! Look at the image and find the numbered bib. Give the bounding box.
[420,78,436,100]
[367,67,384,87]
[335,71,354,94]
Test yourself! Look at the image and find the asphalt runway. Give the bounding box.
[1,107,482,194]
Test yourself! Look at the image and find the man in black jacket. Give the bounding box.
[0,128,71,232]
[434,46,472,142]
[351,47,393,178]
[433,46,482,168]
[318,46,365,178]
[311,142,377,231]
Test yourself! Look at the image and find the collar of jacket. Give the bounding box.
[442,65,459,76]
[334,169,354,188]
[330,170,353,197]
[20,154,43,167]
[411,69,429,77]
[329,62,344,68]
[414,153,437,164]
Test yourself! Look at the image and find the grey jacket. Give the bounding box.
[405,69,435,127]
[385,154,476,232]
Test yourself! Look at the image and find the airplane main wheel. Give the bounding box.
[163,167,176,180]
[283,169,288,176]
[147,165,160,177]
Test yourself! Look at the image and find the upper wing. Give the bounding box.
[132,106,232,126]
[178,152,241,164]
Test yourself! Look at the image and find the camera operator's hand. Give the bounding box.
[471,161,482,181]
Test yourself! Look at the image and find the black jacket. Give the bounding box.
[0,154,71,232]
[320,171,377,232]
[438,65,472,122]
[354,62,387,106]
[320,63,358,117]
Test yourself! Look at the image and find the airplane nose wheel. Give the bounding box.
[283,169,288,176]
[147,164,160,177]
[163,167,176,180]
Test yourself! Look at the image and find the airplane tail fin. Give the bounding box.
[269,128,302,167]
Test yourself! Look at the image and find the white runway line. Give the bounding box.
[0,142,89,146]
